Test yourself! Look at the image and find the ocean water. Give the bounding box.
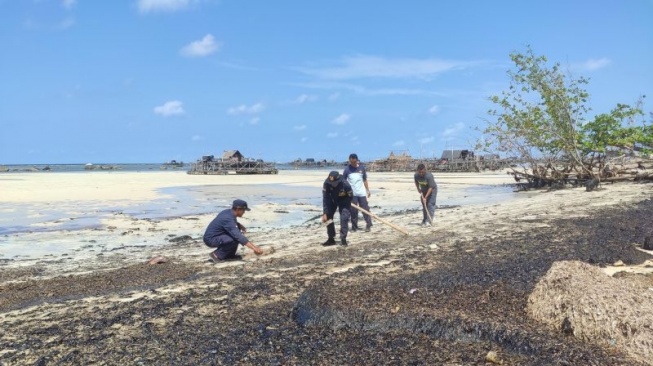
[0,163,296,173]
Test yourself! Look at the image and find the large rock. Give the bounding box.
[527,260,653,365]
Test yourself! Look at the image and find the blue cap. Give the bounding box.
[232,199,251,211]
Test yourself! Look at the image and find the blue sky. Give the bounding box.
[1,0,651,164]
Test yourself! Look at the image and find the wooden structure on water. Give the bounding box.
[187,150,278,175]
[160,160,184,169]
[290,158,342,169]
[366,150,514,172]
[367,151,415,172]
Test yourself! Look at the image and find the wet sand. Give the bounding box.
[1,171,652,365]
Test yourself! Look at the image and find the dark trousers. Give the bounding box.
[204,237,239,259]
[326,202,351,240]
[351,196,372,229]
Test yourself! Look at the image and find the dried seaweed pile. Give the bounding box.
[528,260,653,364]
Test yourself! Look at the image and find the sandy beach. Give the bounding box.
[1,170,652,365]
[0,170,516,273]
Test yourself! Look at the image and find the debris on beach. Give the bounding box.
[147,255,168,265]
[527,260,653,365]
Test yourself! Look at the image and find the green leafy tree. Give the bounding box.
[580,101,646,154]
[479,46,647,183]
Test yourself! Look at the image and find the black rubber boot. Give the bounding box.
[322,238,337,246]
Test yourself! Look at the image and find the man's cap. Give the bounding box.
[232,199,251,211]
[328,170,340,180]
[349,153,358,160]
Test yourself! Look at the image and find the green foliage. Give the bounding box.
[581,102,645,153]
[481,46,651,175]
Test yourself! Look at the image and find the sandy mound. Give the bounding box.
[527,260,653,365]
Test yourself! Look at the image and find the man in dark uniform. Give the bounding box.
[321,170,353,246]
[203,199,263,262]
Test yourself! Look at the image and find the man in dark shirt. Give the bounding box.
[322,170,353,246]
[414,163,437,226]
[203,199,263,262]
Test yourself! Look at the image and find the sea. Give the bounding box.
[0,162,298,172]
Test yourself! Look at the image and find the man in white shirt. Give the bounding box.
[343,153,372,232]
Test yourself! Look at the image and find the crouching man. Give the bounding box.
[203,199,263,262]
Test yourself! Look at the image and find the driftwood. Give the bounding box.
[508,158,652,190]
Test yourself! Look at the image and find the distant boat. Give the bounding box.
[84,163,121,171]
[161,160,184,169]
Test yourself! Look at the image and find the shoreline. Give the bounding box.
[0,179,651,364]
[0,170,517,264]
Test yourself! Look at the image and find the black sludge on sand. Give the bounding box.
[1,200,652,365]
[291,199,653,365]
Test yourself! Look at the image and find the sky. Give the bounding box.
[1,0,651,164]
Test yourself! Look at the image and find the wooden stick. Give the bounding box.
[351,203,409,236]
[421,196,433,224]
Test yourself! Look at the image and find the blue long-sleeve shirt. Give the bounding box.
[203,208,249,246]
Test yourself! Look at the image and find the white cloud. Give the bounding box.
[442,122,465,138]
[428,105,440,115]
[300,137,308,142]
[57,17,75,30]
[191,135,203,141]
[293,94,318,104]
[293,81,447,97]
[327,132,339,138]
[294,125,307,131]
[418,136,435,144]
[578,58,611,71]
[137,0,192,13]
[62,0,76,9]
[328,92,340,101]
[393,140,405,147]
[154,100,185,117]
[227,103,265,115]
[299,55,477,80]
[331,113,350,125]
[181,34,220,57]
[249,117,260,125]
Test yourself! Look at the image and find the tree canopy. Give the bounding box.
[479,46,650,185]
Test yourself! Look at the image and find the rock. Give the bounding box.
[147,255,168,265]
[168,235,193,243]
[613,260,624,266]
[485,350,501,364]
[585,177,599,192]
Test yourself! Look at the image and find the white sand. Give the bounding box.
[1,170,651,278]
